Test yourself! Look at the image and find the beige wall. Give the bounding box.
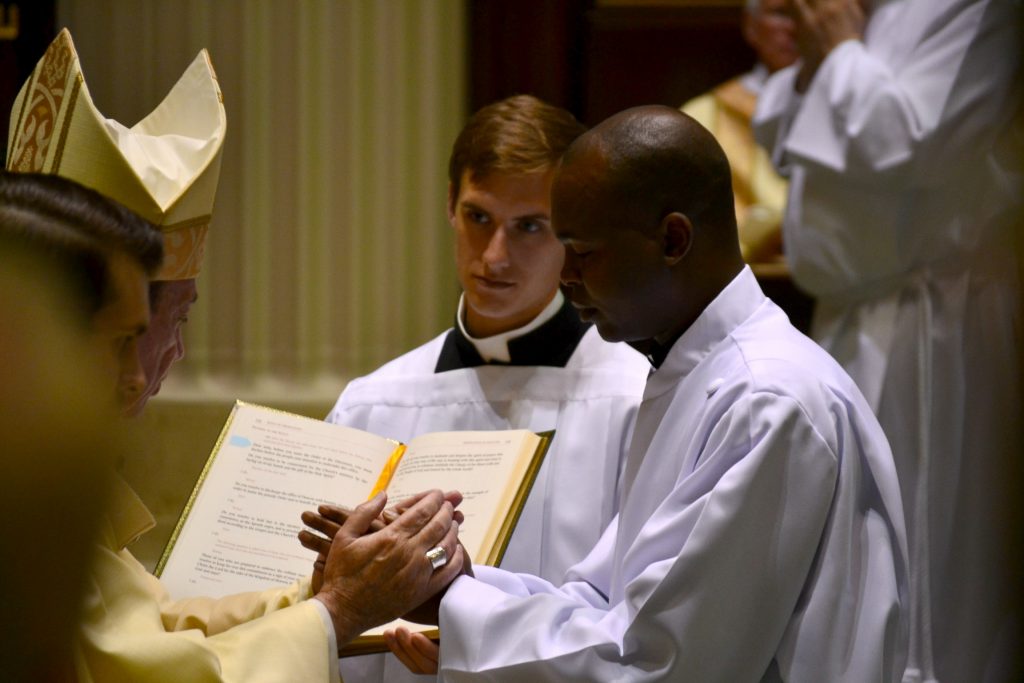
[59,0,467,567]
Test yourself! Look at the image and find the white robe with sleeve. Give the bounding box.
[753,2,1023,680]
[328,325,649,682]
[436,267,909,682]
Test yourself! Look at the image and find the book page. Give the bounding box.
[386,429,539,563]
[344,620,438,657]
[158,402,397,599]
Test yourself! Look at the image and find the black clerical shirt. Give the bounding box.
[434,296,590,372]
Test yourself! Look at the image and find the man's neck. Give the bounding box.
[637,258,745,368]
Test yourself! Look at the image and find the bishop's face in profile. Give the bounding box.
[449,168,565,338]
[123,278,198,417]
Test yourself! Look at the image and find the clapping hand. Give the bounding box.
[793,0,868,91]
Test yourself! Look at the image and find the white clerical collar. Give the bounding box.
[645,266,766,396]
[457,290,565,363]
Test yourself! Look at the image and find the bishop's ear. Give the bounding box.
[661,212,693,264]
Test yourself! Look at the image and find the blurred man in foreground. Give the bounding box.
[0,171,147,681]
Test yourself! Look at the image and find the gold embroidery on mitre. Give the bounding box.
[50,73,83,172]
[8,32,76,173]
[157,215,211,281]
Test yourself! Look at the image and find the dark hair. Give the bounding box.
[0,171,164,319]
[448,95,586,199]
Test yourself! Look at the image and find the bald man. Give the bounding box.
[369,106,909,681]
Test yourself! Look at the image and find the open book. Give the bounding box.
[156,401,552,655]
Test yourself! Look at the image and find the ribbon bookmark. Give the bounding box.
[368,443,407,499]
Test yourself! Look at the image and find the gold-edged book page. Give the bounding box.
[154,399,244,578]
[383,429,554,565]
[154,401,399,599]
[153,401,554,653]
[343,624,439,657]
[479,430,553,566]
[340,430,554,657]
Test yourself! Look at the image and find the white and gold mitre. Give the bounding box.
[5,28,226,280]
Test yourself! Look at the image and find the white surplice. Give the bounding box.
[328,321,649,682]
[754,2,1023,680]
[437,267,909,682]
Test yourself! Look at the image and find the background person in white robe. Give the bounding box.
[316,106,910,681]
[752,1,1023,680]
[327,94,649,683]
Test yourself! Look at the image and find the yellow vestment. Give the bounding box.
[682,71,788,263]
[74,477,341,683]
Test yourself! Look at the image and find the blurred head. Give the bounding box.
[447,95,586,337]
[0,171,163,411]
[555,106,743,348]
[0,172,164,679]
[0,230,113,683]
[743,0,799,73]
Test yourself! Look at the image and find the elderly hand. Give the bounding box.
[793,0,868,91]
[308,490,465,649]
[385,626,441,676]
[300,490,464,594]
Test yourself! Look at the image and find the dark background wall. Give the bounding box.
[0,1,56,161]
[466,0,812,331]
[468,0,754,126]
[3,1,754,166]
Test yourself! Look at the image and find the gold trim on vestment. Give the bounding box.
[51,73,82,172]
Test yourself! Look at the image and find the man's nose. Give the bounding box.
[561,248,581,286]
[118,344,147,410]
[482,225,510,270]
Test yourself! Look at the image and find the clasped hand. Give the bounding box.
[296,489,467,649]
[793,0,868,91]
